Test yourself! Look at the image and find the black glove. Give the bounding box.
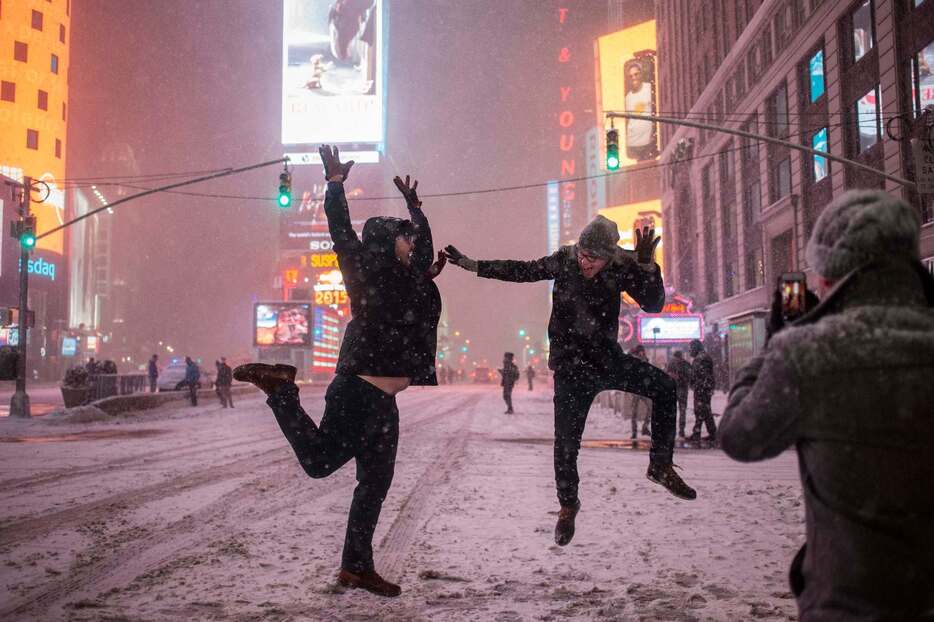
[634,226,661,265]
[766,287,820,342]
[318,144,354,181]
[443,245,478,272]
[393,175,422,208]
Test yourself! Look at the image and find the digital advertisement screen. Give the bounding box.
[638,315,703,343]
[254,303,312,346]
[61,337,77,357]
[281,0,385,148]
[597,20,659,166]
[311,306,341,373]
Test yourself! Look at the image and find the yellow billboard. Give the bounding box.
[596,21,659,167]
[600,199,664,276]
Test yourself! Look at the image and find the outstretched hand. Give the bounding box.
[427,250,447,280]
[318,144,354,181]
[393,175,422,208]
[443,245,478,273]
[634,226,661,265]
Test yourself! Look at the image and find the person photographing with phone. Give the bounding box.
[719,190,934,620]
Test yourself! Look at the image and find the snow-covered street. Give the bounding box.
[0,384,802,621]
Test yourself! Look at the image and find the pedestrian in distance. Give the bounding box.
[444,214,696,548]
[525,364,536,391]
[148,354,159,393]
[628,345,652,438]
[720,189,934,620]
[215,357,234,408]
[85,357,98,375]
[184,357,200,406]
[499,352,520,413]
[665,350,692,438]
[234,146,443,598]
[687,339,716,443]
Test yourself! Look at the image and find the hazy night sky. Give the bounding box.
[69,0,580,367]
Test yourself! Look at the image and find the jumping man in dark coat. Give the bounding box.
[445,215,696,547]
[499,352,520,413]
[234,146,443,598]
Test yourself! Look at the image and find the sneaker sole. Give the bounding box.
[646,473,697,501]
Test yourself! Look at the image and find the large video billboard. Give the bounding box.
[254,302,312,347]
[281,0,384,148]
[597,21,659,166]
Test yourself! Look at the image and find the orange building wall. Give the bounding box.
[0,0,70,254]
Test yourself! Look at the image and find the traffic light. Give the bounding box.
[11,216,36,250]
[278,171,292,208]
[518,328,527,337]
[606,128,620,170]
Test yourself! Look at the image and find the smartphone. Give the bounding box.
[779,272,808,322]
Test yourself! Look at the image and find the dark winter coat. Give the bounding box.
[215,363,232,387]
[147,359,158,379]
[184,361,200,385]
[689,351,715,396]
[325,181,440,385]
[665,357,691,393]
[499,362,520,387]
[720,259,934,620]
[477,245,665,371]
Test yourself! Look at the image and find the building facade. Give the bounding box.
[0,0,72,379]
[657,0,934,376]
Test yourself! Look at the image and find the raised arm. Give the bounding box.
[444,246,565,282]
[319,145,363,281]
[393,175,433,273]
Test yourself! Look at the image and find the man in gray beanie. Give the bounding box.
[719,189,934,620]
[445,216,696,548]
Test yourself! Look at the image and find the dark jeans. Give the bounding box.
[677,388,688,433]
[503,384,515,412]
[266,375,399,574]
[149,377,157,393]
[692,390,716,437]
[188,382,198,406]
[217,384,233,408]
[528,378,534,391]
[553,355,677,507]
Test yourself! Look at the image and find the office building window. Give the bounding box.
[31,10,42,31]
[14,41,27,62]
[909,41,934,118]
[0,81,14,102]
[37,89,48,110]
[812,127,829,181]
[776,158,792,198]
[854,85,881,153]
[50,53,59,74]
[59,24,66,43]
[808,49,825,102]
[768,82,790,138]
[62,101,66,120]
[850,0,874,63]
[746,247,765,289]
[26,129,39,150]
[55,138,62,159]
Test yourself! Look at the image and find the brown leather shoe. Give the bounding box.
[337,568,401,597]
[647,463,697,500]
[554,500,581,546]
[232,363,296,395]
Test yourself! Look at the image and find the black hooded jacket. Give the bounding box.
[324,181,440,384]
[477,245,665,371]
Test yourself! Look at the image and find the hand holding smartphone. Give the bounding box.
[779,272,808,322]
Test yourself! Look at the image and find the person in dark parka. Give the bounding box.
[235,146,443,599]
[687,339,716,441]
[184,357,200,406]
[445,215,696,547]
[665,350,691,437]
[720,190,934,620]
[499,352,520,413]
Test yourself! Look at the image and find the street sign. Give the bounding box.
[911,138,934,194]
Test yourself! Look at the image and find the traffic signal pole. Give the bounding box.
[605,111,918,190]
[9,177,32,418]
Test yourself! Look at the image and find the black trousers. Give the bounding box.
[149,377,157,393]
[266,375,398,574]
[553,355,677,507]
[503,384,515,412]
[692,390,716,437]
[676,388,688,433]
[188,382,198,406]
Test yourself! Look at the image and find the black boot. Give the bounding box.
[647,463,696,500]
[554,501,581,546]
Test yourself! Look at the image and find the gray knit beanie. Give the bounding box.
[577,215,620,259]
[805,189,920,280]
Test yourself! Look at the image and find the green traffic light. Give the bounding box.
[518,328,527,337]
[607,154,620,170]
[20,233,36,249]
[278,192,291,208]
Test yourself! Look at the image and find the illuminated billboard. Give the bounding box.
[254,302,312,347]
[281,0,385,150]
[599,199,664,275]
[597,21,659,166]
[638,315,704,343]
